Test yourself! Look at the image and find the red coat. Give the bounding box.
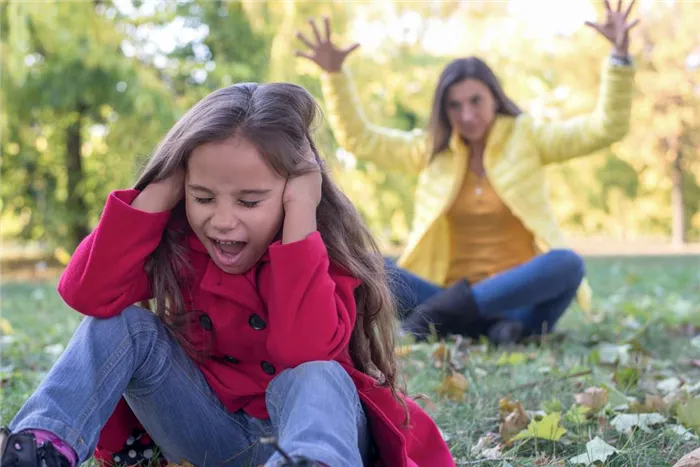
[57,189,455,467]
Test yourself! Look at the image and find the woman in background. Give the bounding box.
[296,0,638,344]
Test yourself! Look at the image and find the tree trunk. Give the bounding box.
[66,104,89,249]
[670,148,685,246]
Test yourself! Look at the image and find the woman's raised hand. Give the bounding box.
[295,17,360,73]
[585,0,640,57]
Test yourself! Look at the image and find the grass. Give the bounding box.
[1,255,699,466]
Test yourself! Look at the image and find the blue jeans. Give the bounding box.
[10,306,371,466]
[387,249,585,336]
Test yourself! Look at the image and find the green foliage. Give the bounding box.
[1,0,699,251]
[2,256,699,466]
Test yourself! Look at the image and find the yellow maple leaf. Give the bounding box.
[514,412,567,442]
[435,370,469,401]
[395,345,413,357]
[679,398,700,430]
[497,352,527,366]
[0,318,13,335]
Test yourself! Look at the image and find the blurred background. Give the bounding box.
[1,0,699,276]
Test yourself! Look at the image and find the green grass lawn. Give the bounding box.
[1,255,699,466]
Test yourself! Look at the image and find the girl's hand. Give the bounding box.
[132,167,185,213]
[282,163,322,212]
[295,17,360,73]
[585,0,640,57]
[281,145,322,244]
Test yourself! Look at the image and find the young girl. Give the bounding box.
[1,83,454,466]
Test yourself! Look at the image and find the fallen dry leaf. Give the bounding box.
[499,398,530,443]
[668,424,699,441]
[432,342,449,361]
[513,412,567,442]
[574,387,608,413]
[645,394,670,413]
[679,397,700,430]
[0,318,13,335]
[481,446,502,460]
[597,343,632,365]
[395,344,413,358]
[665,388,691,408]
[435,370,469,401]
[534,455,566,466]
[499,397,524,415]
[565,405,590,425]
[597,415,612,433]
[673,447,700,467]
[610,413,666,434]
[471,432,498,457]
[658,377,684,395]
[497,351,528,366]
[569,437,618,466]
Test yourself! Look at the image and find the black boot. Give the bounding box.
[401,279,480,341]
[261,437,324,466]
[0,428,71,467]
[278,458,324,466]
[487,320,525,346]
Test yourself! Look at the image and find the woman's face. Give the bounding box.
[445,79,497,144]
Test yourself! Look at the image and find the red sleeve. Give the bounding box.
[57,189,171,318]
[265,231,360,367]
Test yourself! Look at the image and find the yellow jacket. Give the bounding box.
[319,60,636,312]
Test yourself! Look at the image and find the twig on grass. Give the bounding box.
[457,458,517,465]
[509,369,593,392]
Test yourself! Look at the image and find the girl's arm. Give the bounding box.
[264,231,359,367]
[58,189,174,318]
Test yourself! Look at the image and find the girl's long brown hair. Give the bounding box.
[134,82,407,418]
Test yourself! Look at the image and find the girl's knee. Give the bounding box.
[548,249,585,282]
[81,306,160,335]
[268,361,354,397]
[119,305,159,324]
[281,360,348,382]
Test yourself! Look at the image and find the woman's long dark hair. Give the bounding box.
[428,57,522,157]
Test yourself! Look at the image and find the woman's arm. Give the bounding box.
[297,17,428,175]
[529,58,636,165]
[531,0,639,165]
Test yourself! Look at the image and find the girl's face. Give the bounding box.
[185,135,286,274]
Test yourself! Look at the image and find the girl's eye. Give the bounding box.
[194,197,214,204]
[239,200,260,209]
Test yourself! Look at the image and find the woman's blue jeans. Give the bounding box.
[386,249,585,336]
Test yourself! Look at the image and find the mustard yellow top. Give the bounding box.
[319,59,636,313]
[445,171,537,286]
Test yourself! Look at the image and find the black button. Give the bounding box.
[224,356,240,364]
[248,314,266,330]
[261,361,276,375]
[199,314,213,331]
